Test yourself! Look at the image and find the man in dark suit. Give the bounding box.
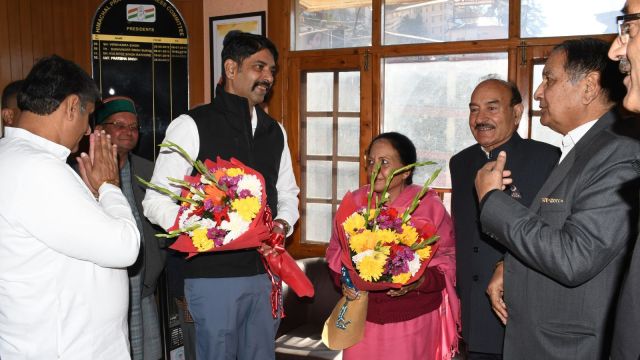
[95,96,166,360]
[608,2,640,359]
[450,78,558,359]
[475,38,640,360]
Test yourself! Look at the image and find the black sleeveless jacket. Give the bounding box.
[182,85,284,278]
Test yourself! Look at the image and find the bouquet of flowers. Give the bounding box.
[137,142,314,304]
[334,161,442,291]
[138,143,270,254]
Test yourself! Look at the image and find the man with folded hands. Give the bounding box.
[0,55,140,359]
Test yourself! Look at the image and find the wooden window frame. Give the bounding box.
[267,0,616,259]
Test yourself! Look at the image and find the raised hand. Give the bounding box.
[77,130,120,197]
[475,151,513,202]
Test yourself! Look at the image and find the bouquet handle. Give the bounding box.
[263,232,315,298]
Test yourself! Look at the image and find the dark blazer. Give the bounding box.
[480,111,640,359]
[450,133,558,354]
[131,154,167,298]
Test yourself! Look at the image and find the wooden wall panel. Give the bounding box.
[0,0,11,82]
[0,0,204,107]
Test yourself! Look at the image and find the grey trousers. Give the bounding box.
[185,274,280,360]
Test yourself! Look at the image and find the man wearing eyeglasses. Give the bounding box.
[94,96,165,360]
[608,2,640,359]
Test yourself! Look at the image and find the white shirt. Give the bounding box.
[0,128,140,359]
[142,109,300,236]
[558,119,598,164]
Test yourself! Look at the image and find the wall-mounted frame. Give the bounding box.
[209,11,266,97]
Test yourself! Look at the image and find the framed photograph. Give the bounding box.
[209,11,266,97]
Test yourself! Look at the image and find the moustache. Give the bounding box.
[620,58,631,74]
[475,123,495,130]
[252,80,272,92]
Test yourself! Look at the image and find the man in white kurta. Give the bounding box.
[0,55,140,359]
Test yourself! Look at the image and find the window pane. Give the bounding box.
[305,203,332,243]
[384,0,508,45]
[337,161,360,200]
[306,160,333,199]
[307,117,333,155]
[306,72,333,112]
[339,72,360,112]
[338,117,360,157]
[382,53,508,189]
[531,115,562,148]
[521,0,624,38]
[294,1,372,50]
[533,63,544,110]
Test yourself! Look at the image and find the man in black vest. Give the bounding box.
[142,31,300,360]
[450,78,559,359]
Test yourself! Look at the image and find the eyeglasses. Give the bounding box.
[102,121,141,132]
[617,13,640,45]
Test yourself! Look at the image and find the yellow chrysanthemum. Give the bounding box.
[378,245,391,256]
[416,245,432,260]
[399,224,419,246]
[192,227,214,251]
[349,230,378,253]
[226,167,245,177]
[231,197,261,221]
[356,252,387,282]
[375,229,398,245]
[392,272,412,285]
[343,213,366,236]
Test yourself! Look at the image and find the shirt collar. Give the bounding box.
[4,127,71,161]
[563,118,598,149]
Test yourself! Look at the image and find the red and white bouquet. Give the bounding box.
[138,142,314,303]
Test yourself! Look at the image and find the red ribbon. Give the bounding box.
[260,207,285,319]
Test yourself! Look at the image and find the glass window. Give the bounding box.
[301,71,361,244]
[306,73,334,111]
[382,53,508,189]
[293,1,372,50]
[305,203,333,242]
[384,0,508,45]
[521,0,624,38]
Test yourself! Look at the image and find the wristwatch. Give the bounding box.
[273,219,291,235]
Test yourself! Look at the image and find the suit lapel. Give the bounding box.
[529,111,615,213]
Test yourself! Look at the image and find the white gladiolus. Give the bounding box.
[408,254,422,276]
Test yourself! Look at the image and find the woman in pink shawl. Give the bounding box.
[326,132,460,360]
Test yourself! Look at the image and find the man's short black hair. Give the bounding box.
[220,31,278,84]
[553,38,626,104]
[18,55,100,115]
[1,80,24,108]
